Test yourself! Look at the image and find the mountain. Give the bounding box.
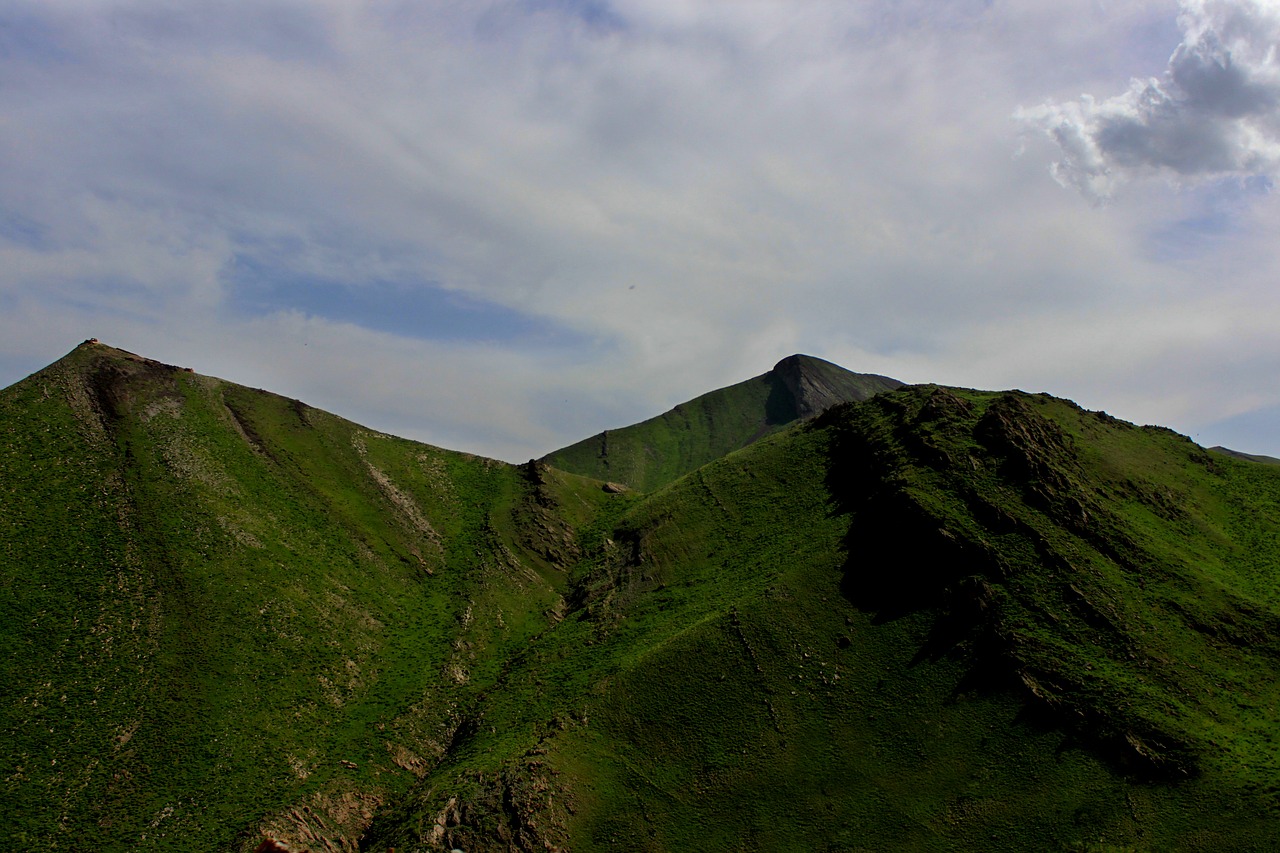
[541,353,901,491]
[5,341,1280,851]
[1211,445,1280,466]
[0,341,607,849]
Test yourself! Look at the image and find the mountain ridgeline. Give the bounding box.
[4,341,1280,851]
[542,354,901,491]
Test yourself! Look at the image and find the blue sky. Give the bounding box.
[2,0,1280,462]
[225,254,576,344]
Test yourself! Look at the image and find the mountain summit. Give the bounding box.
[542,353,901,491]
[771,353,900,419]
[5,342,1280,851]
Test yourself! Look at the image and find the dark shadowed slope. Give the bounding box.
[541,353,901,491]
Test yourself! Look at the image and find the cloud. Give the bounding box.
[3,1,1280,461]
[1019,0,1280,201]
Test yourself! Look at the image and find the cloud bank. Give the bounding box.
[1020,0,1280,201]
[1,1,1279,461]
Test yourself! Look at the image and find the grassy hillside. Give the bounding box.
[0,342,619,850]
[6,343,1280,851]
[1211,445,1280,466]
[542,354,900,492]
[368,385,1280,852]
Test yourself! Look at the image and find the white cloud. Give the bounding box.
[2,1,1280,460]
[1020,0,1280,201]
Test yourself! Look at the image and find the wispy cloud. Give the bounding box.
[2,1,1280,460]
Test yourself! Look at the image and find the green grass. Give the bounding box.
[0,345,587,849]
[542,354,900,491]
[6,345,1280,850]
[372,385,1280,851]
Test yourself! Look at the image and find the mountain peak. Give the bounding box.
[770,353,903,420]
[8,341,1280,849]
[770,352,826,370]
[543,354,902,490]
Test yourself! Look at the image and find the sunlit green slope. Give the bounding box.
[0,342,614,850]
[7,343,1280,852]
[369,385,1280,852]
[542,353,901,492]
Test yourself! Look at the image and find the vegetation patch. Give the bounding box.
[5,343,1280,850]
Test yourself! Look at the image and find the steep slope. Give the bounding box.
[367,384,1280,852]
[541,354,900,492]
[7,344,1280,851]
[0,342,620,850]
[819,388,1280,786]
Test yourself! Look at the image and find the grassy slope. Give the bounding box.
[8,345,1280,851]
[541,370,779,493]
[0,344,616,850]
[1210,446,1280,466]
[542,355,899,492]
[825,388,1280,785]
[370,385,1280,852]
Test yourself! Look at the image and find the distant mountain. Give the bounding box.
[542,353,901,491]
[1211,445,1280,465]
[5,341,1280,851]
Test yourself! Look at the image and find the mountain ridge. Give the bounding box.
[541,352,902,491]
[4,341,1280,850]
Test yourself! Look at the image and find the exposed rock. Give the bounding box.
[255,785,384,853]
[771,353,901,420]
[254,841,292,853]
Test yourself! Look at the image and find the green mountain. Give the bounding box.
[5,342,1280,851]
[1,342,607,849]
[1210,445,1280,466]
[542,353,902,491]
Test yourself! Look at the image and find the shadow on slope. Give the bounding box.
[821,384,1280,788]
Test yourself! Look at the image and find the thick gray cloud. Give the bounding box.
[1021,0,1280,201]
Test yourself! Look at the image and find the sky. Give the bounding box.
[3,0,1280,462]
